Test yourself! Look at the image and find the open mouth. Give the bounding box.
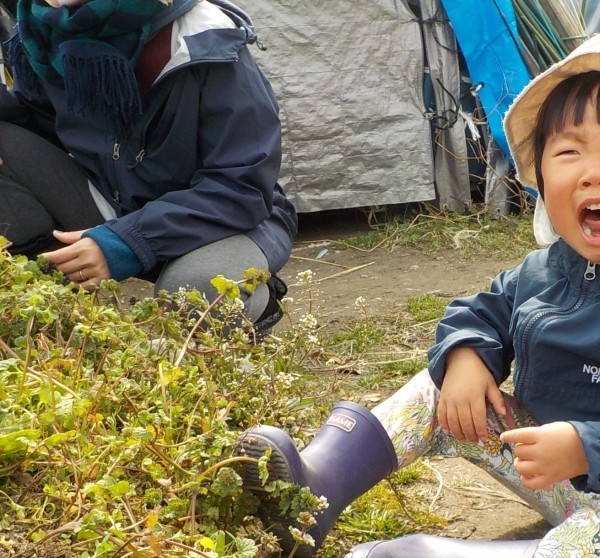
[581,203,600,237]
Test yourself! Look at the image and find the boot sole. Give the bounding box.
[239,432,316,558]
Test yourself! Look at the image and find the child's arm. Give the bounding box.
[438,347,506,443]
[500,424,588,489]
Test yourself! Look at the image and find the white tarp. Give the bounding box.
[236,0,440,213]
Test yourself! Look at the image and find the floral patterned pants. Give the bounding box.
[371,369,600,557]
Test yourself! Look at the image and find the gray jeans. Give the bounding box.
[155,235,270,323]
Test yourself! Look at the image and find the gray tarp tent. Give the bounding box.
[236,0,486,214]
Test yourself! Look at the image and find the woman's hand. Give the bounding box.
[501,423,589,489]
[438,347,506,443]
[41,230,110,289]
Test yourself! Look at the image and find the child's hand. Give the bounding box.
[500,423,588,489]
[438,347,506,444]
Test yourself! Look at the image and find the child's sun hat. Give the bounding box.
[504,33,600,245]
[504,33,600,191]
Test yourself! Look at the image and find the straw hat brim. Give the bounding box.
[504,34,600,190]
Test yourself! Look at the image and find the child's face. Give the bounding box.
[541,98,600,263]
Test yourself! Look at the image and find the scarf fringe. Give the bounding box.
[6,32,45,98]
[62,51,142,134]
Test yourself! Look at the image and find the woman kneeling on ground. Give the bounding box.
[0,0,295,331]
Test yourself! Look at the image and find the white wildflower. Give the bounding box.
[296,270,314,284]
[231,297,245,312]
[299,314,318,329]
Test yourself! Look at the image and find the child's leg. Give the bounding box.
[371,368,441,468]
[534,507,600,557]
[372,369,600,529]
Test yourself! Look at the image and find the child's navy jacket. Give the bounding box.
[428,239,600,493]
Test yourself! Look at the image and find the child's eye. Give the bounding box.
[556,149,579,156]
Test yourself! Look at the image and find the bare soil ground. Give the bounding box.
[122,209,551,545]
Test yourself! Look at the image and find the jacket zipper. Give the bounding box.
[125,76,177,171]
[111,137,146,201]
[515,261,596,398]
[125,106,155,170]
[127,149,146,170]
[111,142,122,203]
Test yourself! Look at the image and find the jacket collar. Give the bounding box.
[156,0,254,78]
[150,0,198,37]
[150,0,256,40]
[552,239,598,286]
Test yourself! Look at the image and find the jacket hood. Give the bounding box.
[208,0,253,32]
[152,0,254,41]
[151,0,199,35]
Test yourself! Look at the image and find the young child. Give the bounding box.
[239,34,600,558]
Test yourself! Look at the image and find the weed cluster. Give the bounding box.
[0,245,330,557]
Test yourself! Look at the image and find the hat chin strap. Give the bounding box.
[533,196,560,245]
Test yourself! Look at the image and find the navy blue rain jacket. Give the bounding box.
[2,0,297,275]
[428,239,600,493]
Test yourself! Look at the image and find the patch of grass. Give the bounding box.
[323,292,447,398]
[340,204,535,260]
[350,356,427,397]
[337,230,383,251]
[372,358,427,378]
[406,294,449,323]
[320,464,446,555]
[328,321,384,355]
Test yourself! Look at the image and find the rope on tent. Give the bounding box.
[511,0,587,75]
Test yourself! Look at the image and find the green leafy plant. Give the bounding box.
[0,246,333,557]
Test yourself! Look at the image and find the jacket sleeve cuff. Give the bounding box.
[427,333,506,389]
[569,420,600,493]
[83,226,143,281]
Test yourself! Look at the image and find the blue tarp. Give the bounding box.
[439,0,531,160]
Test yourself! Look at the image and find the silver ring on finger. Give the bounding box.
[79,269,85,282]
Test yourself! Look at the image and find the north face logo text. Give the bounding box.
[583,364,600,383]
[327,413,356,433]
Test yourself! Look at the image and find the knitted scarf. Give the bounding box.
[8,0,172,132]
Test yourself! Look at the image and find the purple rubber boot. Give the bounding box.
[239,401,398,557]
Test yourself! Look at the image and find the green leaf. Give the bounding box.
[0,429,40,455]
[210,275,241,300]
[44,430,77,448]
[107,480,131,497]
